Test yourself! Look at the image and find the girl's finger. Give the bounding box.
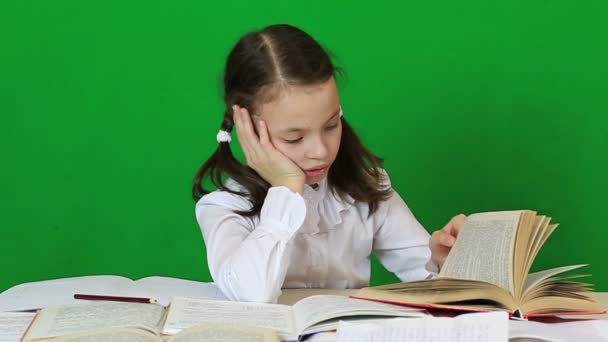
[452,214,467,235]
[442,214,467,238]
[232,106,245,145]
[258,120,271,146]
[233,106,254,159]
[437,230,456,247]
[238,107,264,160]
[238,107,258,143]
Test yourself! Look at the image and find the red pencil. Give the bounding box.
[73,294,157,304]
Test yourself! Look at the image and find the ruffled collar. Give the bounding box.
[222,176,354,235]
[299,176,354,235]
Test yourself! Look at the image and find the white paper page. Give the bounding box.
[0,312,35,342]
[306,332,338,342]
[440,211,520,293]
[337,311,509,342]
[509,319,608,342]
[292,295,425,333]
[26,302,164,339]
[162,297,295,339]
[169,323,279,342]
[0,275,131,312]
[53,327,160,342]
[128,276,227,306]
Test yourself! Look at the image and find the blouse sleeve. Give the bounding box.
[372,172,439,281]
[195,186,306,303]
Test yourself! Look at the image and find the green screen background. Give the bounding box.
[2,1,607,292]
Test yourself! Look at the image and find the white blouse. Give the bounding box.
[195,171,437,303]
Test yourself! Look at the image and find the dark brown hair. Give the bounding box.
[192,24,391,217]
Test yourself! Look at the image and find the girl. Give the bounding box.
[192,24,465,303]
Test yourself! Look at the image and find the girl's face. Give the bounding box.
[255,77,342,185]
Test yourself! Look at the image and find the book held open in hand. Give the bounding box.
[353,210,605,319]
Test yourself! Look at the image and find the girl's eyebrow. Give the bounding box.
[283,107,341,133]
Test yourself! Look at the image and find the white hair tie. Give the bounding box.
[339,106,343,117]
[216,129,231,143]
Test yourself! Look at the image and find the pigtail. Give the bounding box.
[192,111,236,201]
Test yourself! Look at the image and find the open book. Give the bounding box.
[21,301,279,342]
[0,275,227,312]
[162,295,425,341]
[354,210,605,318]
[22,295,425,342]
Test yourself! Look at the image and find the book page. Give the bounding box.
[25,302,164,339]
[336,311,508,342]
[167,323,280,342]
[52,327,160,342]
[161,297,295,339]
[292,295,425,334]
[356,278,518,310]
[509,318,608,341]
[278,289,358,305]
[512,211,540,300]
[0,312,35,342]
[439,211,521,293]
[523,264,588,296]
[0,276,227,311]
[131,277,227,306]
[0,275,133,312]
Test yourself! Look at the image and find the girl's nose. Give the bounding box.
[306,137,329,160]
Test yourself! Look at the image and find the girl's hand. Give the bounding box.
[430,214,467,270]
[233,105,306,193]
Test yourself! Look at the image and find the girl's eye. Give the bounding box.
[326,124,339,130]
[285,137,303,144]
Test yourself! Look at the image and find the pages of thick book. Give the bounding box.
[0,275,227,312]
[353,210,605,318]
